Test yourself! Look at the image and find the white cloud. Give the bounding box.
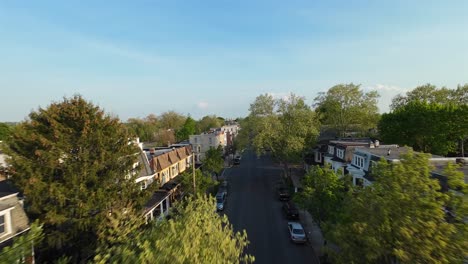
[197,101,209,109]
[266,92,291,101]
[364,84,410,113]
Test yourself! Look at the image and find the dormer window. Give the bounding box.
[328,146,335,155]
[337,149,345,159]
[353,156,365,168]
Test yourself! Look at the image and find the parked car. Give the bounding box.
[216,192,226,211]
[277,186,291,201]
[233,156,241,165]
[283,201,299,220]
[287,222,307,244]
[218,180,229,196]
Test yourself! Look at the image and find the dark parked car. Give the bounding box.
[283,201,299,220]
[277,186,291,201]
[233,156,241,165]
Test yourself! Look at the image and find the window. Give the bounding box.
[194,137,198,143]
[0,214,5,235]
[209,137,212,145]
[337,149,345,159]
[354,156,364,168]
[328,146,334,155]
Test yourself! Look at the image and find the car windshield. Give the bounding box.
[293,228,304,235]
[216,198,223,203]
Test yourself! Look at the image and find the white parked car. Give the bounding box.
[288,222,307,244]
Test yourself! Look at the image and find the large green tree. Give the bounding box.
[390,83,468,110]
[329,152,466,264]
[379,102,468,156]
[0,122,12,141]
[203,146,224,180]
[294,165,347,227]
[3,95,147,262]
[314,83,380,136]
[176,116,196,142]
[94,195,254,264]
[125,114,159,142]
[159,111,186,130]
[197,115,223,133]
[247,93,320,170]
[180,168,216,196]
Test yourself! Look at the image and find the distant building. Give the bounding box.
[189,131,226,164]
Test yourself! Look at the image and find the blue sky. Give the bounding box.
[1,1,467,122]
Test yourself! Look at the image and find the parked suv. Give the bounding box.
[283,201,299,220]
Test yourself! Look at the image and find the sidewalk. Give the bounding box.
[289,168,325,261]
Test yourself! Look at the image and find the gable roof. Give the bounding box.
[149,146,193,172]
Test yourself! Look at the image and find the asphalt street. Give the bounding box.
[222,150,319,264]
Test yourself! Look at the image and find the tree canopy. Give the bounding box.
[247,93,320,167]
[180,168,216,196]
[176,116,196,142]
[314,83,380,136]
[203,146,224,179]
[158,111,186,130]
[0,122,12,141]
[197,115,223,133]
[294,165,347,227]
[94,195,254,264]
[391,83,468,110]
[329,151,466,264]
[125,114,159,142]
[379,102,468,156]
[3,95,147,262]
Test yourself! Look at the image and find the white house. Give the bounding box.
[189,131,226,164]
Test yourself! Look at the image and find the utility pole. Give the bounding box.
[192,152,196,194]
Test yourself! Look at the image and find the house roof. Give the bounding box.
[144,190,170,213]
[138,151,153,178]
[149,146,192,172]
[358,146,413,160]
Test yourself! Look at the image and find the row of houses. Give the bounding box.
[305,138,468,188]
[189,123,240,164]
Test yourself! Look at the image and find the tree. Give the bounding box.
[159,111,186,130]
[176,116,196,142]
[379,102,468,156]
[203,146,224,180]
[0,222,44,263]
[3,95,148,262]
[125,114,159,142]
[329,151,465,264]
[247,93,320,171]
[390,83,468,111]
[294,165,346,227]
[197,115,223,133]
[94,195,254,263]
[314,83,380,136]
[180,169,216,196]
[0,122,12,141]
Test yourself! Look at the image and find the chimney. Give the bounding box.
[150,148,155,156]
[375,140,380,148]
